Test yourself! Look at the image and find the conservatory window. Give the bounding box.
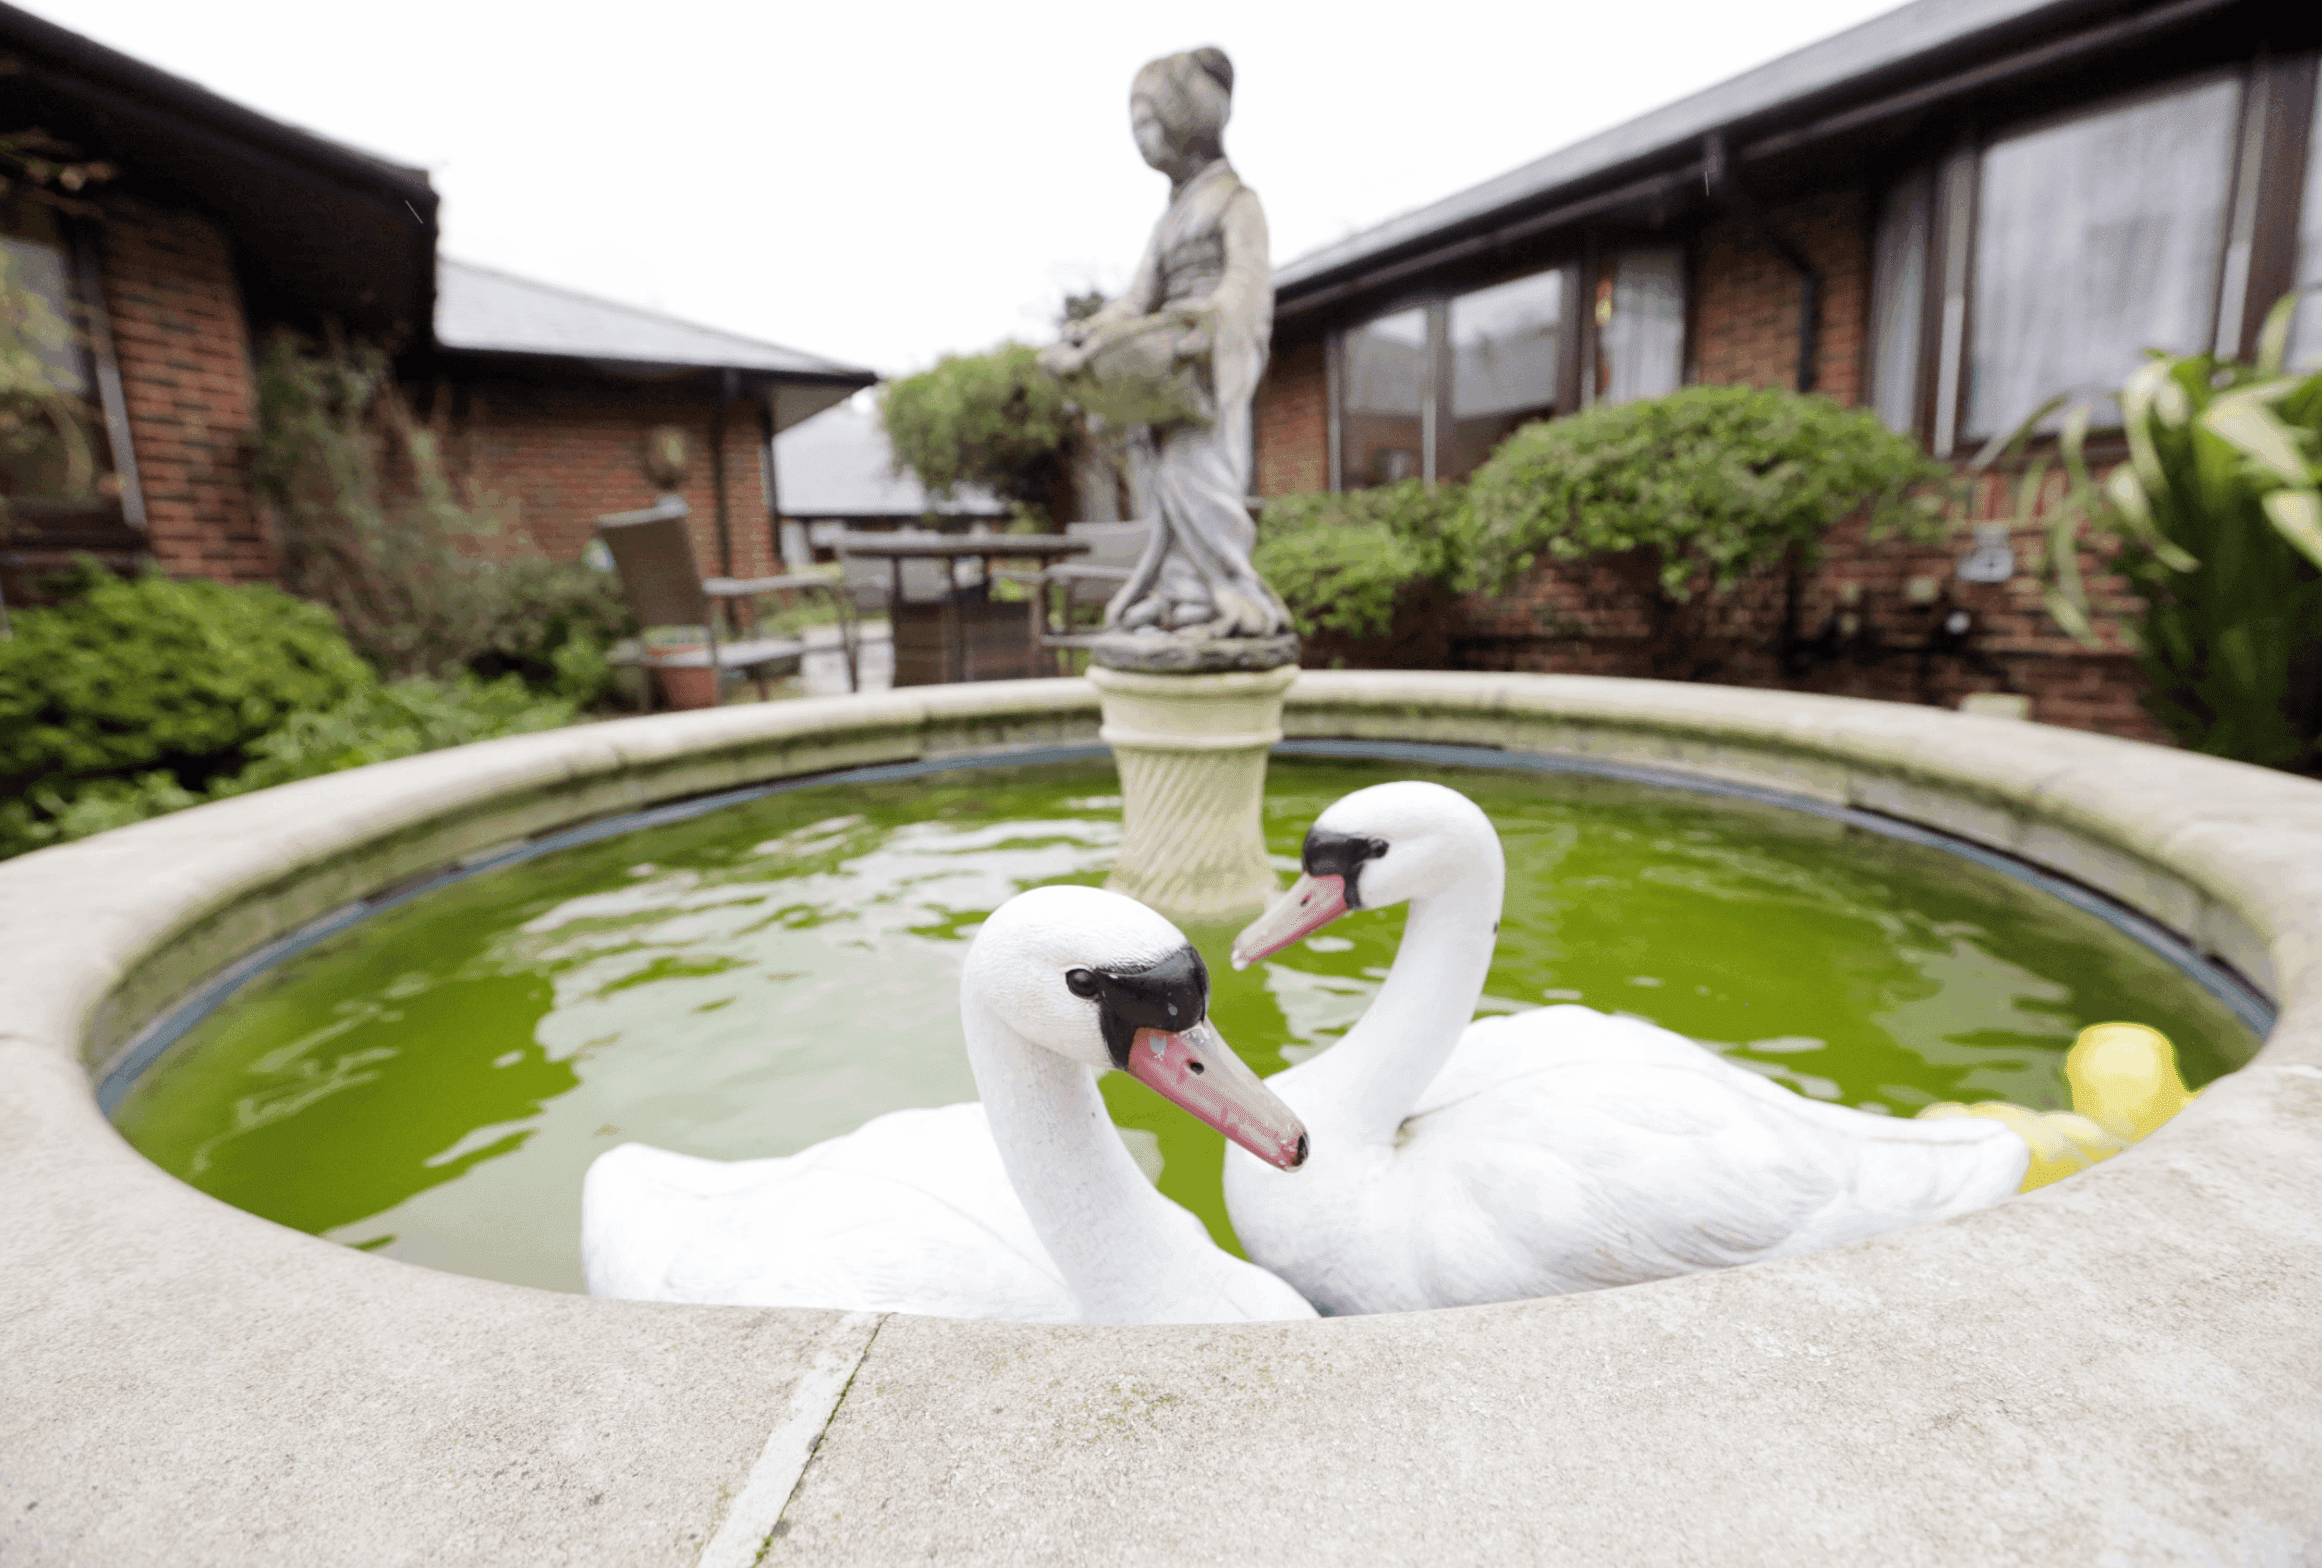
[1965,75,2242,437]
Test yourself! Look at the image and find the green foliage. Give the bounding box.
[1254,482,1474,640]
[248,330,635,697]
[215,676,577,797]
[1466,385,1948,599]
[464,556,636,706]
[879,344,1078,519]
[2017,290,2322,771]
[0,570,581,859]
[249,329,505,679]
[0,568,372,798]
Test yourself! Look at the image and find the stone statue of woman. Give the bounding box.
[1040,47,1293,657]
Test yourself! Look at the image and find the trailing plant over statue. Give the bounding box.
[1995,290,2322,772]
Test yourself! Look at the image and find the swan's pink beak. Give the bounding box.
[1230,873,1349,969]
[1124,1018,1308,1171]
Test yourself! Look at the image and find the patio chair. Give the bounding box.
[595,496,858,708]
[1004,519,1150,671]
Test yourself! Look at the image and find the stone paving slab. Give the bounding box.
[4,674,2320,1565]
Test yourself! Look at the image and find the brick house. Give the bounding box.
[1256,0,2322,737]
[0,2,873,608]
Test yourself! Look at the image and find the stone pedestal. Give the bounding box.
[1088,662,1297,924]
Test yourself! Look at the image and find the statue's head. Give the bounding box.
[1130,48,1233,175]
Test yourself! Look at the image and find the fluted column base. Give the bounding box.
[1088,663,1297,925]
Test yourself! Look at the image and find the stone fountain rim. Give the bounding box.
[5,669,2320,1566]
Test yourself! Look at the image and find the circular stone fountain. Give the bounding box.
[6,672,2322,1566]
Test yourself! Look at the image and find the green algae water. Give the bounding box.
[111,754,2258,1293]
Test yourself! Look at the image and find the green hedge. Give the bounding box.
[0,571,578,859]
[1466,385,1946,599]
[0,570,372,799]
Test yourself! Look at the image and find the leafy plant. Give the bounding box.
[879,343,1080,522]
[0,568,375,856]
[2012,290,2322,771]
[0,568,371,790]
[214,675,577,797]
[463,555,636,706]
[1253,482,1476,641]
[249,329,508,678]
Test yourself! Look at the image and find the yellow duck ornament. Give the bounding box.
[1917,1022,2201,1191]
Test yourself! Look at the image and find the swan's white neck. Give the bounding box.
[1297,843,1503,1145]
[961,997,1200,1323]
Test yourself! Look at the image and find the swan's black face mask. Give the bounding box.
[1302,828,1389,909]
[1067,946,1310,1171]
[1068,945,1209,1071]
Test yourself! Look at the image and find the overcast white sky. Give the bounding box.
[26,0,1908,377]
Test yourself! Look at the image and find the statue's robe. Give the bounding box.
[1096,158,1284,638]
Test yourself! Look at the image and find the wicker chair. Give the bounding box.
[595,497,858,707]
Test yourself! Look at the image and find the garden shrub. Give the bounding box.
[215,675,577,796]
[1253,482,1475,643]
[880,343,1080,523]
[464,555,636,706]
[0,568,372,803]
[1467,385,1947,596]
[1464,386,1946,677]
[0,571,582,860]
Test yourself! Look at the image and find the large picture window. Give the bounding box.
[1968,76,2242,436]
[1869,60,2317,453]
[1443,270,1562,481]
[2291,91,2322,373]
[1595,246,1684,406]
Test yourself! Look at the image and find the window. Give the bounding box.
[1968,76,2242,436]
[2291,90,2322,373]
[1871,62,2319,453]
[1338,306,1427,489]
[0,199,105,506]
[1868,169,1933,433]
[1595,246,1684,406]
[1442,269,1562,481]
[1330,262,1587,489]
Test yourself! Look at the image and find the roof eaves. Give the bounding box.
[1272,0,2139,300]
[0,0,435,205]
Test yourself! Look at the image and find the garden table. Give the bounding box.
[838,533,1090,686]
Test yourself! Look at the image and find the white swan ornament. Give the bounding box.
[1219,779,2039,1317]
[583,884,1315,1324]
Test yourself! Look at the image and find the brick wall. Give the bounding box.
[417,374,780,579]
[1256,338,1327,497]
[1258,185,2162,743]
[97,194,272,583]
[1690,188,1869,405]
